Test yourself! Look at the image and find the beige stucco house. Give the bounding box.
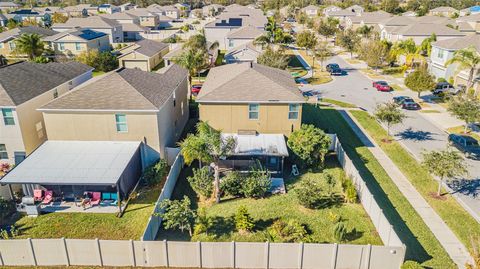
[43,28,110,58]
[118,39,169,71]
[126,8,159,28]
[39,64,189,165]
[0,26,58,58]
[0,61,93,166]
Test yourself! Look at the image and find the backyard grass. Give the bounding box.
[158,157,382,245]
[286,50,308,78]
[320,98,357,108]
[302,105,455,268]
[215,50,225,66]
[92,71,105,77]
[447,125,480,141]
[5,184,162,240]
[350,110,480,255]
[297,49,332,85]
[419,110,441,113]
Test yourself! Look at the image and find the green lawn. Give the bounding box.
[447,125,480,141]
[302,105,455,268]
[6,184,162,240]
[320,98,357,108]
[287,52,308,78]
[92,71,105,77]
[158,157,382,245]
[350,110,480,257]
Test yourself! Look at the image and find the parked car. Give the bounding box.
[330,68,343,76]
[326,63,340,72]
[393,96,413,105]
[402,100,421,110]
[432,82,459,95]
[448,134,480,160]
[372,81,391,92]
[468,123,480,132]
[191,85,202,95]
[302,90,319,97]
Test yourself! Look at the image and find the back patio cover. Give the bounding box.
[0,140,141,187]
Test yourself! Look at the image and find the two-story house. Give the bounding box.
[39,64,189,165]
[118,39,169,71]
[225,25,264,50]
[52,16,124,43]
[126,8,159,29]
[195,63,305,175]
[429,6,459,17]
[98,4,120,14]
[302,5,319,17]
[0,61,93,166]
[0,26,57,58]
[43,28,110,58]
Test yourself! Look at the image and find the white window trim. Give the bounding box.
[288,104,299,120]
[115,114,128,133]
[248,104,259,120]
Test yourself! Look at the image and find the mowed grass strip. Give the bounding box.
[302,105,455,268]
[350,110,480,253]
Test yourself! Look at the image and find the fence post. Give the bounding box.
[164,240,169,267]
[330,243,338,269]
[96,238,103,266]
[377,209,382,228]
[62,237,70,266]
[130,239,136,267]
[0,247,4,266]
[387,225,393,246]
[364,244,372,269]
[231,241,235,269]
[198,241,202,268]
[265,241,270,269]
[298,242,304,269]
[27,238,37,266]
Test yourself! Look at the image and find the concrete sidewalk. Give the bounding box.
[339,110,472,269]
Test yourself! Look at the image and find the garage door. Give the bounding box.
[122,60,148,71]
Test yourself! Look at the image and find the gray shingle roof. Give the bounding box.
[393,23,465,36]
[134,39,169,57]
[432,34,480,51]
[196,63,305,103]
[0,61,93,106]
[0,26,58,42]
[53,16,120,29]
[226,25,264,39]
[41,64,188,111]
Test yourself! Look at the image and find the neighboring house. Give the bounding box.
[323,5,342,16]
[190,8,203,19]
[163,41,218,67]
[429,6,459,17]
[0,2,20,12]
[345,11,392,30]
[0,61,93,166]
[174,3,190,17]
[147,4,180,19]
[348,5,364,14]
[460,5,480,16]
[98,4,120,14]
[8,9,52,26]
[203,4,224,17]
[224,41,262,63]
[119,2,137,12]
[100,12,140,24]
[195,63,305,176]
[456,13,480,34]
[43,28,110,58]
[0,26,57,58]
[225,25,264,50]
[118,39,169,71]
[429,34,480,92]
[381,22,465,44]
[122,22,149,41]
[302,5,319,17]
[126,8,159,28]
[52,16,124,43]
[39,64,189,163]
[402,11,417,17]
[324,9,357,22]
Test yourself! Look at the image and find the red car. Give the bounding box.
[191,85,202,95]
[372,81,391,92]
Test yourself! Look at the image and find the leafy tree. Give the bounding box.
[241,163,271,198]
[446,46,480,96]
[420,33,436,56]
[158,196,196,236]
[390,39,422,68]
[21,19,39,27]
[235,205,254,233]
[422,149,468,196]
[296,31,317,73]
[33,55,49,63]
[295,11,307,26]
[220,171,244,197]
[193,207,213,236]
[294,177,324,209]
[315,41,331,71]
[287,124,331,167]
[174,48,208,86]
[6,19,18,30]
[76,50,100,68]
[404,67,436,97]
[257,46,290,70]
[188,166,213,199]
[317,19,336,40]
[96,52,118,72]
[357,39,389,71]
[268,219,307,242]
[380,0,400,13]
[447,95,480,133]
[141,159,168,186]
[52,12,68,23]
[374,102,407,137]
[179,134,211,168]
[336,29,360,58]
[356,25,373,38]
[14,33,44,60]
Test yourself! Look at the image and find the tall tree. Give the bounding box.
[287,124,331,167]
[447,95,480,133]
[257,46,290,70]
[315,41,331,71]
[357,39,389,71]
[336,29,360,58]
[390,39,422,68]
[404,67,436,97]
[422,149,468,196]
[14,33,44,60]
[296,31,317,73]
[174,48,208,87]
[380,0,400,13]
[356,25,373,38]
[317,19,336,40]
[446,46,480,96]
[374,102,407,138]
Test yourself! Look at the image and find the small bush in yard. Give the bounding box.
[344,184,357,203]
[242,170,271,198]
[268,219,307,242]
[287,124,331,168]
[0,198,15,220]
[328,211,341,223]
[333,222,347,242]
[294,177,324,209]
[142,159,168,186]
[220,171,244,197]
[235,206,254,233]
[193,207,213,236]
[188,167,213,199]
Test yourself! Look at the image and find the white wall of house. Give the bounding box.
[429,46,458,80]
[225,37,255,50]
[0,108,25,165]
[205,26,237,50]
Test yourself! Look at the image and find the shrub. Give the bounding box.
[193,207,213,236]
[328,211,341,223]
[333,222,347,242]
[242,170,271,198]
[188,167,213,199]
[268,219,307,242]
[0,198,15,220]
[344,184,357,203]
[382,66,406,75]
[437,77,447,83]
[287,124,331,168]
[142,159,168,186]
[294,177,324,209]
[235,205,254,233]
[76,50,118,72]
[220,172,244,197]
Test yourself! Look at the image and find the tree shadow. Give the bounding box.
[345,228,364,242]
[209,216,236,238]
[396,128,437,142]
[448,178,480,198]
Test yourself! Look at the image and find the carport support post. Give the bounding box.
[116,183,121,213]
[7,184,14,200]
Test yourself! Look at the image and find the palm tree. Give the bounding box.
[390,39,423,69]
[174,48,207,89]
[14,33,45,60]
[446,46,480,96]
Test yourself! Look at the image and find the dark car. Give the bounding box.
[402,99,421,110]
[302,90,319,97]
[448,134,480,159]
[373,81,391,92]
[326,63,340,72]
[432,82,459,95]
[330,68,343,76]
[393,96,412,105]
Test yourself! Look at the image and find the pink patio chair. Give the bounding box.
[42,190,53,204]
[90,192,101,207]
[33,189,43,202]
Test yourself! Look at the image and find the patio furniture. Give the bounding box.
[90,192,101,207]
[33,189,43,202]
[100,192,118,206]
[42,190,53,204]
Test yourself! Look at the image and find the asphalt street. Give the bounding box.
[302,55,480,220]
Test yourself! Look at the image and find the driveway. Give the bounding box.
[302,54,480,221]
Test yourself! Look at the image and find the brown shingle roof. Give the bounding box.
[196,63,304,103]
[226,25,264,39]
[432,34,480,51]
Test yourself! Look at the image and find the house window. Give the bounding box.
[0,144,7,159]
[228,39,234,48]
[288,104,299,119]
[58,42,65,51]
[8,42,15,50]
[53,89,58,98]
[75,42,81,51]
[0,43,3,48]
[1,108,15,125]
[437,49,444,59]
[248,104,259,120]
[115,114,128,132]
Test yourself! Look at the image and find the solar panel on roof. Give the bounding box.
[78,29,106,40]
[215,18,243,26]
